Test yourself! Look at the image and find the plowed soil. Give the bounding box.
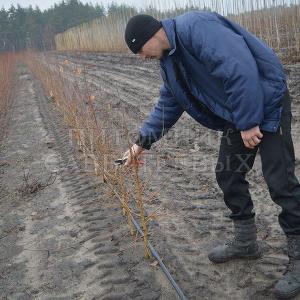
[1,52,300,300]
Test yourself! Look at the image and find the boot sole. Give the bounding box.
[208,251,263,264]
[275,288,300,299]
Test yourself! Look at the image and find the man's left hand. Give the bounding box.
[241,125,263,149]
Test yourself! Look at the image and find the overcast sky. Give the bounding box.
[0,0,147,11]
[1,0,296,14]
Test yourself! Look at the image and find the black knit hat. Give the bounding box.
[125,14,162,54]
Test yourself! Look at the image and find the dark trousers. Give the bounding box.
[215,89,300,235]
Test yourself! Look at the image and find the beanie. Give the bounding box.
[124,14,162,54]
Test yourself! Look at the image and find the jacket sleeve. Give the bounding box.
[135,80,184,150]
[184,17,264,131]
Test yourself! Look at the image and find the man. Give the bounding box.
[123,11,300,299]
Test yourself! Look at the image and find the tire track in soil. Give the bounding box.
[46,52,300,300]
[0,63,178,299]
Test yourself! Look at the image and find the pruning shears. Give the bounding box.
[113,157,128,166]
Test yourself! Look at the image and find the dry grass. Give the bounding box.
[0,53,16,140]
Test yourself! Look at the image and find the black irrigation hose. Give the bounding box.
[131,217,188,300]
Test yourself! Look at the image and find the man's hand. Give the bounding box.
[122,144,144,166]
[240,125,263,149]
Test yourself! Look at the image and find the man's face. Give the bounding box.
[138,36,165,60]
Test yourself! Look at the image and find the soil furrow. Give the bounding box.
[0,63,177,300]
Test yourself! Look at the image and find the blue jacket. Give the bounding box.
[136,11,288,150]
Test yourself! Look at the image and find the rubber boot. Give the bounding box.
[275,235,300,299]
[208,217,262,263]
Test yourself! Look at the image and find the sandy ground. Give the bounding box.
[47,51,300,300]
[0,64,177,300]
[1,52,300,299]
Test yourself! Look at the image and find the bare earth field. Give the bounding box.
[1,53,300,299]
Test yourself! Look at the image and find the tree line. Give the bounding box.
[0,0,213,53]
[0,0,108,52]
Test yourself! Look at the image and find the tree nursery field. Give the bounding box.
[0,1,300,299]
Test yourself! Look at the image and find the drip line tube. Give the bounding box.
[131,217,188,300]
